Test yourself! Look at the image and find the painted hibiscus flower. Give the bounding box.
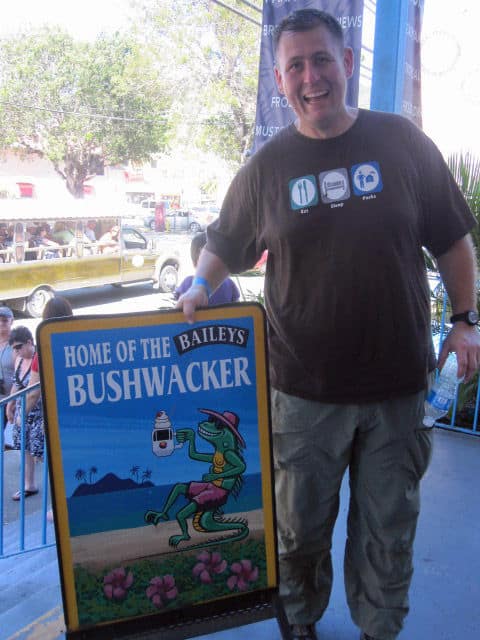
[103,567,134,601]
[192,551,228,584]
[227,559,259,591]
[146,575,178,609]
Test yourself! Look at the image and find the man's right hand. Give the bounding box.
[176,285,209,324]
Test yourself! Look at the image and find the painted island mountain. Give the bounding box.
[72,469,154,497]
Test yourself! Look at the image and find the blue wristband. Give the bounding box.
[192,276,211,297]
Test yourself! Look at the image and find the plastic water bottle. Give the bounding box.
[423,352,463,427]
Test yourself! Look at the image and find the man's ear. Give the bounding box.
[274,66,285,94]
[344,47,354,79]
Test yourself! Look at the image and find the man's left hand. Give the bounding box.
[437,323,480,381]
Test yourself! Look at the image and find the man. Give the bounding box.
[177,9,480,640]
[84,220,97,243]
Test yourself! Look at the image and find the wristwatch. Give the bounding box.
[450,310,479,326]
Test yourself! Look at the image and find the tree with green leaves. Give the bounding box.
[447,153,480,255]
[132,0,260,169]
[0,28,172,197]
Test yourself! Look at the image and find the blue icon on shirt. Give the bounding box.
[351,161,383,195]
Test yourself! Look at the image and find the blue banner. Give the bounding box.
[253,0,364,152]
[401,0,424,127]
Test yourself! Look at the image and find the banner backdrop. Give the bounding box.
[401,0,424,127]
[253,0,364,153]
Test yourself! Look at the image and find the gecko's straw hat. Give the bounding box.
[199,409,245,448]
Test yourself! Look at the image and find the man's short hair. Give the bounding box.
[273,8,344,54]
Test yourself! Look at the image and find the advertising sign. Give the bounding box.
[38,304,277,638]
[253,0,364,153]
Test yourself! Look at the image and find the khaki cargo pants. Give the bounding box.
[271,387,433,640]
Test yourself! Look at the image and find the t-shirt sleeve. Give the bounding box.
[415,130,476,257]
[206,162,264,274]
[174,275,194,300]
[229,278,241,302]
[31,352,39,373]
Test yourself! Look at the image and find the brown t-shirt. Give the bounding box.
[207,110,475,403]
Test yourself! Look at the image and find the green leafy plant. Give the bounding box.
[447,153,480,251]
[445,152,480,425]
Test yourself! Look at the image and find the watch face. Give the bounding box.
[467,311,479,324]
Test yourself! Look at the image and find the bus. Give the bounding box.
[0,199,182,317]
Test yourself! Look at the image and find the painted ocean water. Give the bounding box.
[67,472,264,537]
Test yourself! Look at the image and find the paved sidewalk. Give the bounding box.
[2,449,47,524]
[1,428,479,639]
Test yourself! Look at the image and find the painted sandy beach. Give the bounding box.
[70,509,265,570]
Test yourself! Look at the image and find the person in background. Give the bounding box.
[6,326,43,499]
[23,295,74,418]
[176,9,480,640]
[22,295,74,521]
[0,226,9,262]
[84,220,97,243]
[174,232,240,305]
[0,306,14,434]
[98,224,120,254]
[52,221,75,246]
[32,225,61,259]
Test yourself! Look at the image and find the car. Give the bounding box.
[140,198,156,211]
[143,214,156,230]
[165,209,217,233]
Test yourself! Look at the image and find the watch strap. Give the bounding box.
[450,310,479,325]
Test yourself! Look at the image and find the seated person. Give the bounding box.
[84,220,97,243]
[52,221,75,249]
[0,226,9,262]
[98,225,120,254]
[32,225,61,259]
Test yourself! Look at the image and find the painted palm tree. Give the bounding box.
[89,466,98,484]
[75,469,87,483]
[130,465,140,483]
[141,469,152,485]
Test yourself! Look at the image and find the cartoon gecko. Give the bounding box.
[144,408,249,549]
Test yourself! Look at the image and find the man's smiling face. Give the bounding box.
[274,24,354,139]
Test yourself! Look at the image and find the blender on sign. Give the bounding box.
[151,411,184,457]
